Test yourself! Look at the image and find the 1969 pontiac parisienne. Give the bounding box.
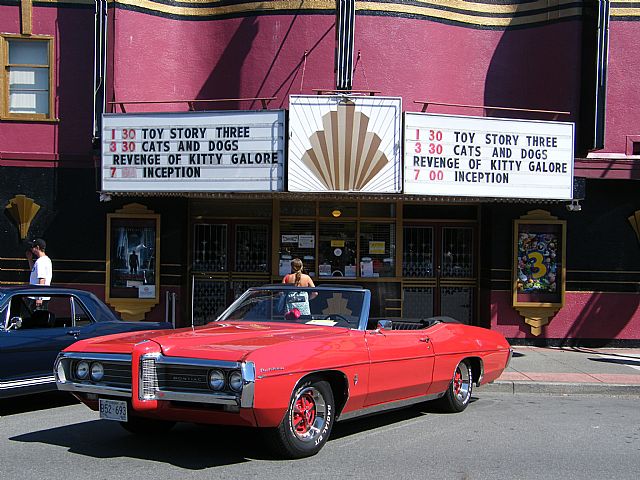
[56,285,511,458]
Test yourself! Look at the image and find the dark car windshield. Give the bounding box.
[216,288,365,329]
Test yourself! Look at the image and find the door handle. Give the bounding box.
[67,330,81,337]
[419,337,430,343]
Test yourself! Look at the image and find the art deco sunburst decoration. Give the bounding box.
[5,194,41,239]
[300,100,390,191]
[629,210,640,244]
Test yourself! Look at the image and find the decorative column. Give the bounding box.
[335,0,355,90]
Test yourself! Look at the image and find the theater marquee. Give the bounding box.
[404,113,575,200]
[102,110,285,192]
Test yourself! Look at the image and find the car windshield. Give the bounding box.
[216,287,365,329]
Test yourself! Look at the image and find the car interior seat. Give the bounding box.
[29,310,56,328]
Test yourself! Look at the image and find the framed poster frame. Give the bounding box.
[512,210,566,335]
[106,203,160,320]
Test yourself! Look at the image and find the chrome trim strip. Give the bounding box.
[56,382,131,397]
[155,356,241,369]
[57,352,132,363]
[337,392,445,422]
[0,375,55,390]
[240,361,255,408]
[154,389,238,405]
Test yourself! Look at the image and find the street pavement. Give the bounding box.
[481,346,640,396]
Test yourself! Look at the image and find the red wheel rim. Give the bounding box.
[453,369,463,395]
[293,391,317,435]
[290,385,328,442]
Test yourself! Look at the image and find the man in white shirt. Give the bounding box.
[26,238,52,308]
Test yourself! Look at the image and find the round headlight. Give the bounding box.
[90,362,104,382]
[229,371,243,393]
[76,361,89,380]
[208,370,225,390]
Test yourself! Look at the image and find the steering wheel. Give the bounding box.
[322,314,351,328]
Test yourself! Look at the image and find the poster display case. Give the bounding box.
[106,203,160,320]
[513,210,566,335]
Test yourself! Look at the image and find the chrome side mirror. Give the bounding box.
[8,316,23,331]
[376,319,393,331]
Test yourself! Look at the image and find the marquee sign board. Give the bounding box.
[102,110,285,192]
[404,113,575,200]
[288,95,402,193]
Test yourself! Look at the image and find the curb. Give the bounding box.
[480,381,640,396]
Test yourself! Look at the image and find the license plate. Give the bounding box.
[99,398,128,422]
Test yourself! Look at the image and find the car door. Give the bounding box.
[364,324,435,406]
[0,294,78,383]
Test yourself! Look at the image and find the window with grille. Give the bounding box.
[2,36,53,119]
[359,222,395,277]
[279,221,316,277]
[441,227,474,278]
[318,221,356,278]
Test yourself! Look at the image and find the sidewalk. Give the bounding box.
[480,346,640,396]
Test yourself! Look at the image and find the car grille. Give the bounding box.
[95,361,132,389]
[68,358,132,389]
[57,353,255,407]
[158,365,210,392]
[56,353,133,397]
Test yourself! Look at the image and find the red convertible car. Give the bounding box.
[56,285,511,458]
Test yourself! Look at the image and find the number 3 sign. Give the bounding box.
[512,210,566,336]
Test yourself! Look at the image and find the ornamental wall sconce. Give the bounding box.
[5,194,41,239]
[629,210,640,245]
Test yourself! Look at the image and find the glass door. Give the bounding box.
[402,224,476,324]
[192,222,270,325]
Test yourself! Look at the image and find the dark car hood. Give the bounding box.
[65,322,348,362]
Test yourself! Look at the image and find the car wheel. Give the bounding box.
[266,376,335,459]
[437,360,473,413]
[119,416,176,435]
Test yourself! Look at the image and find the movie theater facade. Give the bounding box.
[1,1,639,345]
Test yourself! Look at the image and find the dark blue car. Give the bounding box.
[0,286,172,398]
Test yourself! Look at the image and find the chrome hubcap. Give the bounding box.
[453,363,471,403]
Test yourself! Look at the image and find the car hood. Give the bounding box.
[65,322,349,362]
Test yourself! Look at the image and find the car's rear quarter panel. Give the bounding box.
[427,324,511,394]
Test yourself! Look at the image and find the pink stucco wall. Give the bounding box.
[602,21,640,154]
[491,290,640,341]
[108,11,582,124]
[0,5,94,164]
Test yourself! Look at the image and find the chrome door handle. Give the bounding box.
[67,330,81,337]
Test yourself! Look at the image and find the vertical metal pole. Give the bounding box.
[335,0,355,90]
[191,275,195,329]
[171,292,176,328]
[165,290,169,323]
[593,0,610,149]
